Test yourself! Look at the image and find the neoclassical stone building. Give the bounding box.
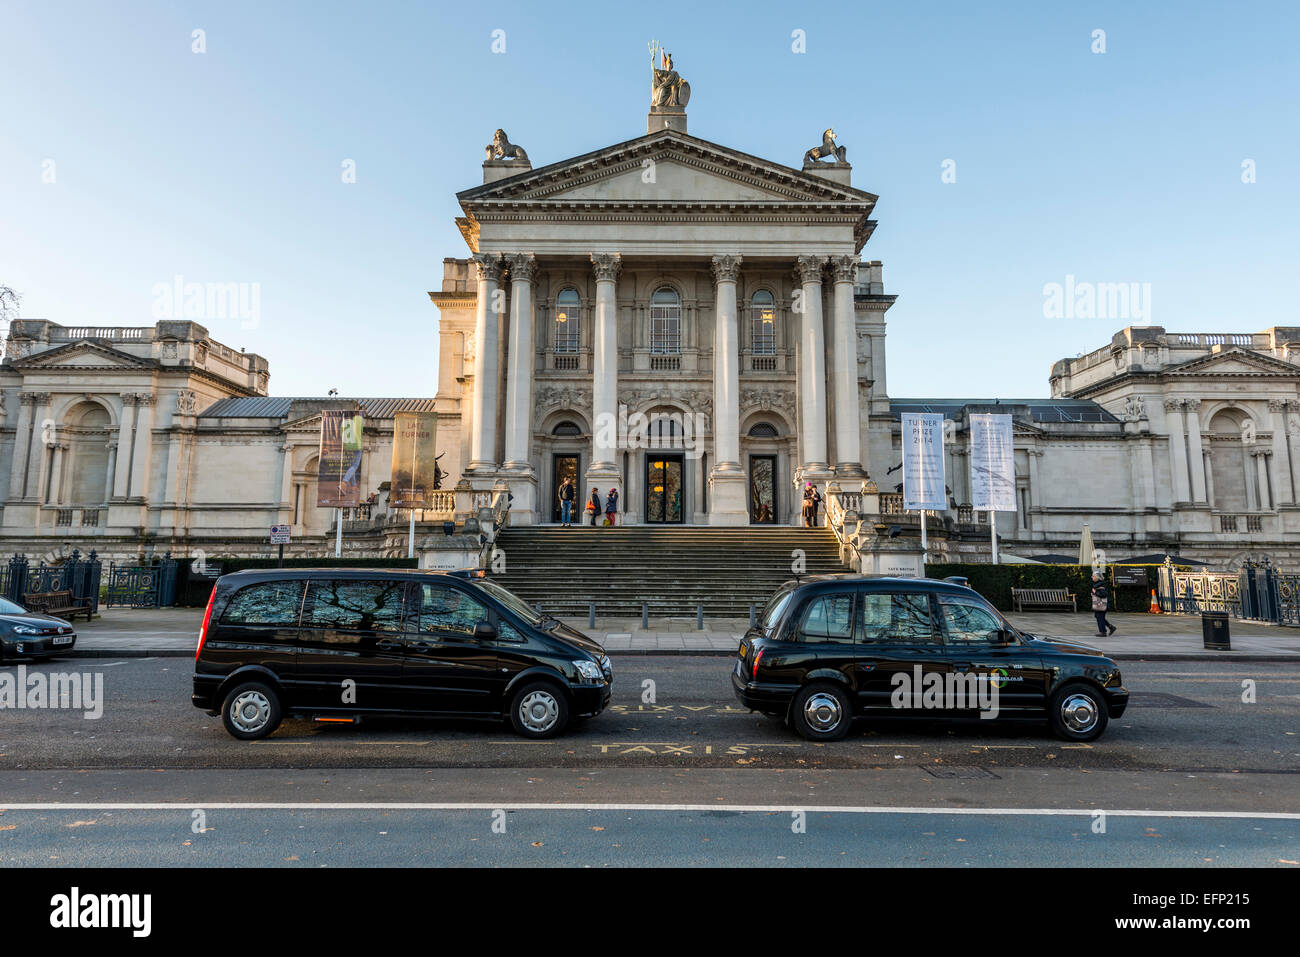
[5,63,1300,568]
[431,87,894,527]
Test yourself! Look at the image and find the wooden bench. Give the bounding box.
[1010,587,1077,613]
[23,589,93,622]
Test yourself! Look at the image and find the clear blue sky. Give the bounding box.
[2,0,1296,399]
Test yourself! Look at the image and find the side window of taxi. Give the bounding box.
[796,593,855,643]
[416,584,488,637]
[939,598,1003,644]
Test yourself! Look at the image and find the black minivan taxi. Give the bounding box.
[193,568,612,740]
[733,575,1128,742]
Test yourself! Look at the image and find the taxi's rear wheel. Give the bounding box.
[791,683,853,741]
[1048,683,1109,742]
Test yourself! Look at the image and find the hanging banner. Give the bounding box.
[969,413,1016,511]
[390,411,439,508]
[316,410,364,508]
[901,412,946,510]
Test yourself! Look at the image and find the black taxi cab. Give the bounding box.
[732,575,1128,742]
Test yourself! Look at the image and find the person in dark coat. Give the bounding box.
[558,476,576,527]
[1091,572,1117,636]
[605,488,619,526]
[586,488,601,527]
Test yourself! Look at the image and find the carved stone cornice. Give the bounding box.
[710,254,743,285]
[471,253,505,283]
[795,256,828,286]
[505,253,538,283]
[590,253,622,283]
[20,391,49,406]
[829,255,857,284]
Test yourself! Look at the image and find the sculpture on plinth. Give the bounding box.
[484,129,529,164]
[804,128,848,165]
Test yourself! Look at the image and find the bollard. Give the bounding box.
[641,603,648,630]
[697,604,704,630]
[749,604,756,628]
[589,602,596,628]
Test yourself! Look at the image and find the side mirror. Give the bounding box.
[473,621,498,641]
[994,628,1016,646]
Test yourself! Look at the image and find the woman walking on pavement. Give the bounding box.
[1091,572,1117,636]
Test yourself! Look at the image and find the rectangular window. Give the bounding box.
[303,580,405,632]
[797,594,855,643]
[751,304,776,355]
[221,581,305,626]
[650,310,680,354]
[414,584,489,637]
[858,593,937,644]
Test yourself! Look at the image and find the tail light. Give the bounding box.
[752,648,764,681]
[195,586,216,661]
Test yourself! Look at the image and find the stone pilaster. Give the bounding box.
[468,253,504,473]
[829,255,863,477]
[709,254,747,524]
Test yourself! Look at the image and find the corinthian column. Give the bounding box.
[503,254,537,470]
[468,253,504,472]
[1183,399,1206,502]
[796,255,830,476]
[1270,399,1295,504]
[502,253,540,523]
[1164,398,1190,504]
[586,253,623,504]
[829,255,863,476]
[709,254,747,524]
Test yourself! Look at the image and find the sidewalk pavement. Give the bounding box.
[62,608,1300,661]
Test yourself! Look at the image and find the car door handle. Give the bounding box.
[377,639,403,652]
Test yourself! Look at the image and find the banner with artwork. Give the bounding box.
[389,411,439,509]
[316,410,364,508]
[901,412,946,511]
[969,413,1016,512]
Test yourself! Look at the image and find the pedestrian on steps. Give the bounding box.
[605,488,619,526]
[559,476,576,527]
[586,487,601,527]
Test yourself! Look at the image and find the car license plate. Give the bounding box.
[52,635,73,646]
[737,641,748,658]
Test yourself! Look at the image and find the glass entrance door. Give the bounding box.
[646,455,684,524]
[749,455,777,524]
[552,454,580,523]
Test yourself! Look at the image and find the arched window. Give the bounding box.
[552,420,582,436]
[555,288,580,353]
[650,287,681,355]
[747,422,779,438]
[751,290,776,355]
[65,402,112,505]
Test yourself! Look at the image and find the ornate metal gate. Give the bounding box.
[104,554,178,608]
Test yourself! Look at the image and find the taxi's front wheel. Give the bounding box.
[1048,683,1109,742]
[791,683,853,741]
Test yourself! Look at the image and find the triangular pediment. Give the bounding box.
[458,129,878,208]
[1169,348,1300,378]
[11,340,155,370]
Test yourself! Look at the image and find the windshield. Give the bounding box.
[473,578,544,627]
[0,597,26,615]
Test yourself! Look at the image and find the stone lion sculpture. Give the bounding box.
[485,129,529,163]
[804,129,847,165]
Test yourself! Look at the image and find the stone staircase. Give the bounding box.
[488,525,850,618]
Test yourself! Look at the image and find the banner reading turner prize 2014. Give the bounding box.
[901,412,946,511]
[390,411,439,509]
[316,410,364,508]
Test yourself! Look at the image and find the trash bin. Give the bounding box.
[1201,611,1230,650]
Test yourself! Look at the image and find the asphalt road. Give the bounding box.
[0,656,1296,866]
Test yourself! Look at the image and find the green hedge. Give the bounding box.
[924,563,1175,613]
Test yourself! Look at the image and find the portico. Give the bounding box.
[432,56,895,526]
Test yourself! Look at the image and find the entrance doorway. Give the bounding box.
[749,455,777,524]
[552,454,581,523]
[646,454,684,524]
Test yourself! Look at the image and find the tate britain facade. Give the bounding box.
[4,67,1300,567]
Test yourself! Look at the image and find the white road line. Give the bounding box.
[0,802,1296,819]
